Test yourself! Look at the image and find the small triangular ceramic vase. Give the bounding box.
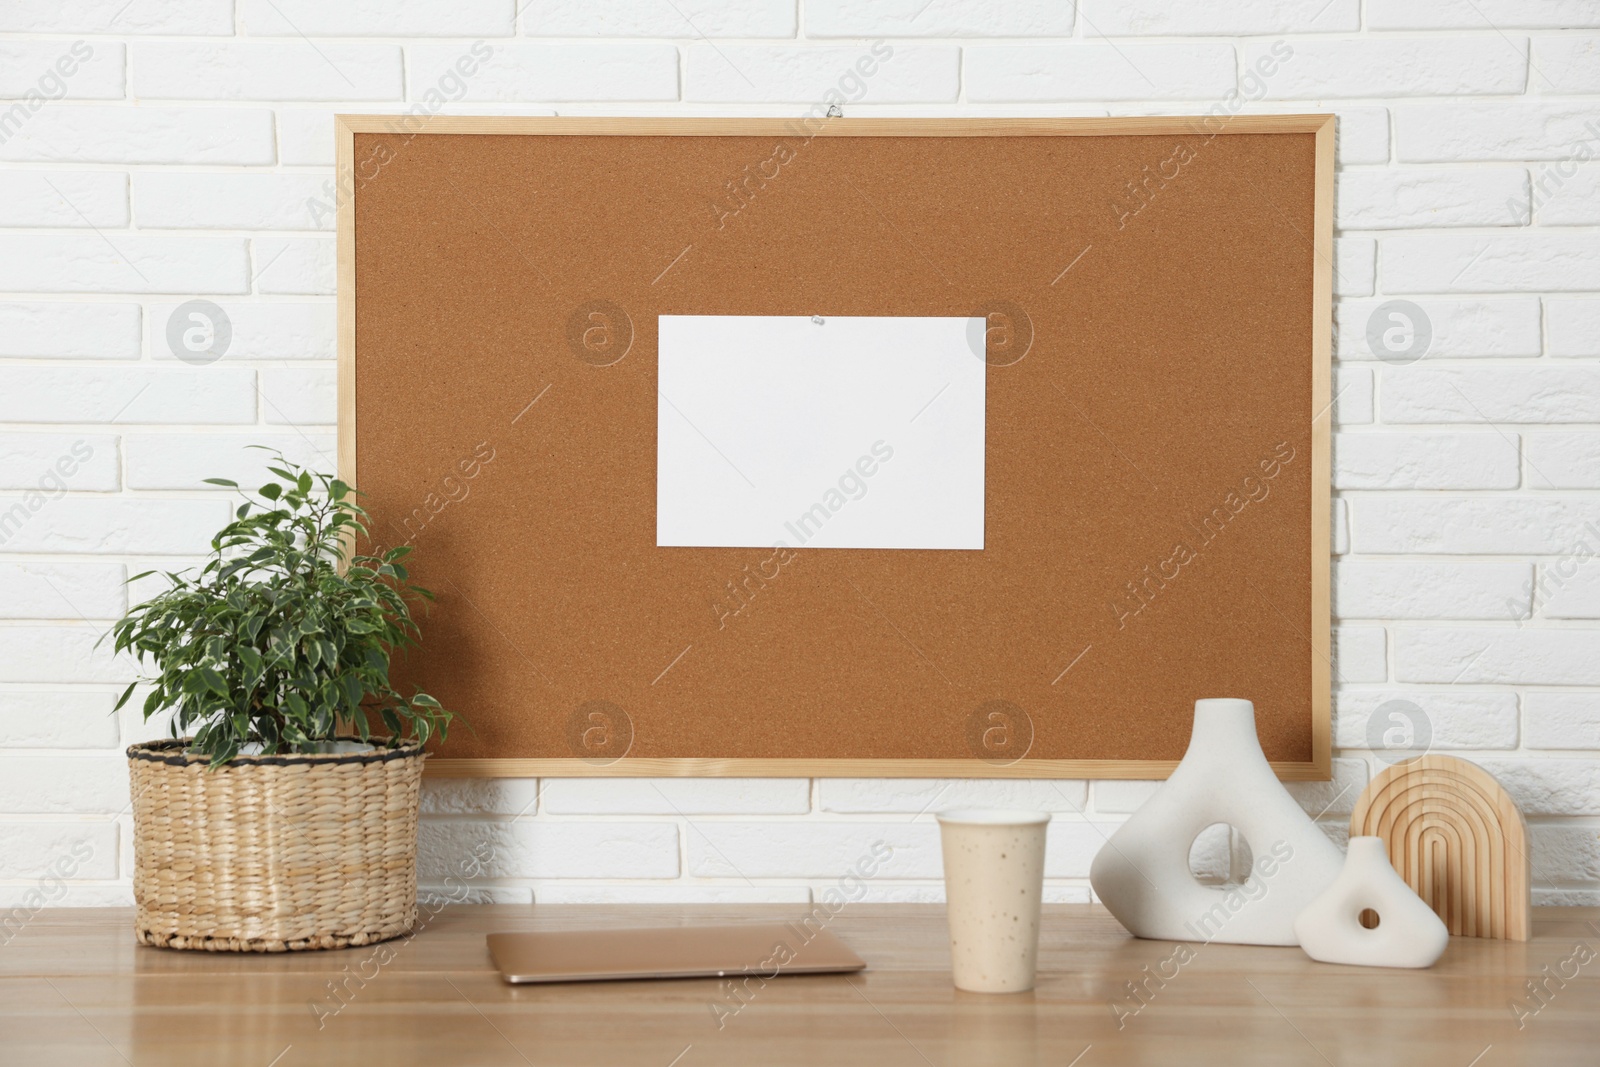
[1089,698,1344,946]
[1294,836,1450,968]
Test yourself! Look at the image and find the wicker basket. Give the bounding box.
[127,739,426,952]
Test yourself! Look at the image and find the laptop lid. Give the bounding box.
[486,922,867,984]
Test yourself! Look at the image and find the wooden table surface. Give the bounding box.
[2,904,1597,1066]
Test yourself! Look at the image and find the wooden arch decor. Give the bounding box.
[1350,755,1531,941]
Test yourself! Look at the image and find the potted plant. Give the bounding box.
[109,453,453,952]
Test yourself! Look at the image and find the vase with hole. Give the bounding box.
[1293,836,1450,968]
[1088,698,1342,946]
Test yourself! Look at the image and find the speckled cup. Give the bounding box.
[937,809,1051,993]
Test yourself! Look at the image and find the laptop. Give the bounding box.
[486,922,867,984]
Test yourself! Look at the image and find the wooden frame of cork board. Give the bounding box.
[336,114,1334,780]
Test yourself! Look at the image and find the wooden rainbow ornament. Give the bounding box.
[1350,755,1531,941]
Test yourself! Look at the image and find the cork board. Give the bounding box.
[336,116,1333,779]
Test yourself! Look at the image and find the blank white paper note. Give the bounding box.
[656,315,985,550]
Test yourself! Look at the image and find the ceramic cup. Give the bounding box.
[936,809,1051,993]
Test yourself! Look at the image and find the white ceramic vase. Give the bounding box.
[1294,836,1450,968]
[1089,698,1343,946]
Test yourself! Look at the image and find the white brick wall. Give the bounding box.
[2,3,1598,912]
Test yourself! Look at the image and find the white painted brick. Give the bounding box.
[1335,562,1531,619]
[1334,366,1373,425]
[124,432,334,490]
[1549,298,1600,357]
[117,684,175,745]
[419,778,540,817]
[1335,238,1375,296]
[1246,38,1526,99]
[0,882,132,908]
[1080,0,1356,35]
[1526,693,1600,749]
[1043,821,1125,879]
[1370,0,1600,30]
[541,779,811,815]
[131,43,403,102]
[1384,234,1600,293]
[0,107,276,166]
[0,497,229,555]
[0,303,140,360]
[1331,107,1389,165]
[0,434,119,491]
[1396,104,1600,162]
[0,691,119,748]
[1536,887,1600,907]
[1538,163,1600,225]
[965,44,1234,101]
[536,0,795,37]
[418,884,530,905]
[1337,168,1528,229]
[809,0,1073,37]
[276,107,557,166]
[1532,824,1600,888]
[688,821,937,878]
[1285,758,1368,818]
[0,562,125,619]
[1382,367,1600,424]
[0,1,234,35]
[847,883,945,903]
[1335,297,1541,360]
[0,0,1598,905]
[0,42,124,100]
[147,302,333,362]
[0,171,127,228]
[252,238,334,295]
[688,44,956,104]
[1396,628,1600,687]
[1092,780,1158,814]
[1044,885,1094,904]
[0,367,256,425]
[1334,691,1520,750]
[133,172,331,231]
[1542,563,1600,619]
[0,821,118,880]
[242,0,515,36]
[1533,36,1600,94]
[1334,433,1518,491]
[277,111,339,167]
[416,820,679,878]
[260,367,335,425]
[1529,434,1600,489]
[535,884,812,904]
[1471,757,1600,816]
[1333,626,1387,683]
[1352,495,1600,555]
[0,755,127,813]
[0,236,248,295]
[409,42,678,103]
[818,779,1088,813]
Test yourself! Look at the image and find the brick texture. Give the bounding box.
[0,8,1596,908]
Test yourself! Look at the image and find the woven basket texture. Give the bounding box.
[128,739,425,952]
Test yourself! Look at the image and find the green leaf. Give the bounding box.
[259,482,282,501]
[198,666,229,697]
[203,477,240,488]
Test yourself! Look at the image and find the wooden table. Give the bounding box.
[2,905,1597,1065]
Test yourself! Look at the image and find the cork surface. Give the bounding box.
[349,121,1323,766]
